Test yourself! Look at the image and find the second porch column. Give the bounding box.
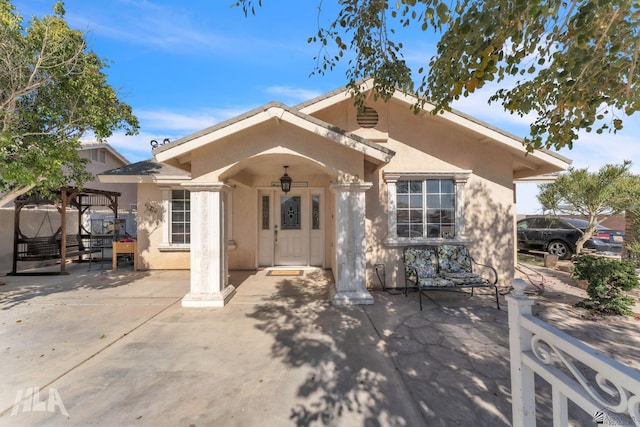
[330,182,374,305]
[181,183,236,308]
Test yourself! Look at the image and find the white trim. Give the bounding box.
[98,175,190,184]
[255,187,326,268]
[158,244,191,252]
[384,170,473,180]
[383,171,471,245]
[161,188,171,246]
[160,186,193,250]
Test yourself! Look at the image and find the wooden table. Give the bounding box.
[112,241,138,271]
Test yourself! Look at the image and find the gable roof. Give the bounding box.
[79,141,130,165]
[296,79,571,179]
[153,101,395,169]
[99,159,190,184]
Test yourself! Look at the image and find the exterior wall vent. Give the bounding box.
[356,107,379,128]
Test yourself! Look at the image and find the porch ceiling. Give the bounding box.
[222,154,331,189]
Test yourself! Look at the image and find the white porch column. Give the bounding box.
[330,182,373,306]
[181,182,236,308]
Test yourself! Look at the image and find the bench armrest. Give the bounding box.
[404,264,418,294]
[471,258,498,285]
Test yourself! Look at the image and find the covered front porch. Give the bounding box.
[179,157,376,308]
[152,103,394,308]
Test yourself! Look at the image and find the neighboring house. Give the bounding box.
[99,81,571,307]
[78,141,137,212]
[78,141,138,237]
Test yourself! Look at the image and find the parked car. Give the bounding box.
[517,216,625,260]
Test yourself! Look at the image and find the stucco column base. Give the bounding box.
[331,288,374,306]
[181,285,236,308]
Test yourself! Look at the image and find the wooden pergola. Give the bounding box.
[11,187,120,275]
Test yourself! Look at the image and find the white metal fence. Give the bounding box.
[508,279,640,427]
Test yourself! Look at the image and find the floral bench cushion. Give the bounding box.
[403,246,452,288]
[404,244,495,289]
[437,244,487,285]
[404,246,435,278]
[403,244,499,310]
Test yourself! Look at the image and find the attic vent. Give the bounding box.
[356,107,379,128]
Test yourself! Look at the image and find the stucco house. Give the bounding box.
[99,81,571,307]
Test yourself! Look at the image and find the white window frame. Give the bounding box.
[158,186,235,252]
[159,187,191,251]
[383,170,472,246]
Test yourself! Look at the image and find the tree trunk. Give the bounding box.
[0,185,35,208]
[576,216,599,255]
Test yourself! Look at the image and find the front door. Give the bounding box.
[276,193,306,265]
[258,189,324,267]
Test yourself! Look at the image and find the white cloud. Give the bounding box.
[103,131,158,162]
[136,109,246,132]
[99,106,260,163]
[265,86,323,103]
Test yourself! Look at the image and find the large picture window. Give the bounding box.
[397,179,455,238]
[384,171,470,245]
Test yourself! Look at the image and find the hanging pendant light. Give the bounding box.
[280,165,292,194]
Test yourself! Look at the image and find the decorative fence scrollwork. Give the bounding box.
[508,278,640,427]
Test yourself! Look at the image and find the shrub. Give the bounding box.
[626,208,640,265]
[572,255,639,315]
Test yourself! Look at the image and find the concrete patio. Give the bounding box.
[1,262,638,426]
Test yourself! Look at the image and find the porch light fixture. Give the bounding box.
[280,166,292,194]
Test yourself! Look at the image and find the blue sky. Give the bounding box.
[14,0,640,213]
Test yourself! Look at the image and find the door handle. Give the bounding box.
[274,228,278,244]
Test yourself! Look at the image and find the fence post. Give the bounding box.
[507,278,537,427]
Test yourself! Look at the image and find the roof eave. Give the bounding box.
[154,102,394,166]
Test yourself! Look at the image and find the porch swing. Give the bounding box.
[16,206,61,261]
[10,187,120,275]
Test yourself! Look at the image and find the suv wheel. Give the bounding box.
[547,240,571,260]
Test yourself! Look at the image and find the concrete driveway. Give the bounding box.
[1,263,638,426]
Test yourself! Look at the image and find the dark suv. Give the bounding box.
[517,216,624,260]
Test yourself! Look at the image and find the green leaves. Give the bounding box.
[0,0,139,196]
[236,0,640,153]
[573,255,639,315]
[538,161,640,218]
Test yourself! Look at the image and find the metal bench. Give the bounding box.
[403,244,500,310]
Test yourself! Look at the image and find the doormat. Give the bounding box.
[266,270,304,277]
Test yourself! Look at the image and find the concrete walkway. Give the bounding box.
[0,263,638,426]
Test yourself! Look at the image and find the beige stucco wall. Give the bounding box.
[136,184,189,270]
[137,177,337,272]
[358,99,515,288]
[312,97,515,288]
